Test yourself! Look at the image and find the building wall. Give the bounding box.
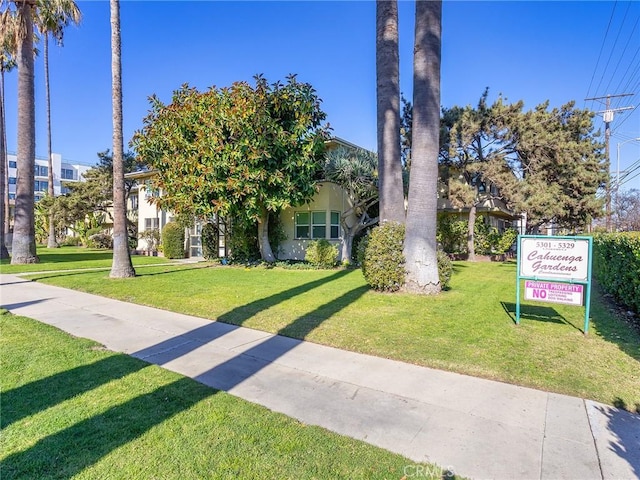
[7,152,91,202]
[278,182,354,261]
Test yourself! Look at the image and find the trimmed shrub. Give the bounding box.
[228,217,260,263]
[593,232,640,313]
[437,249,453,290]
[162,221,185,259]
[305,239,338,268]
[362,222,406,292]
[87,232,112,249]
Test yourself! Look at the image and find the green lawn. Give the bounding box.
[8,249,638,412]
[1,313,450,480]
[0,246,176,274]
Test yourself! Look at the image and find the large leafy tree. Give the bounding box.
[132,75,330,262]
[376,0,405,224]
[109,0,134,278]
[485,99,607,233]
[34,0,80,248]
[324,146,378,262]
[10,0,38,264]
[403,0,442,294]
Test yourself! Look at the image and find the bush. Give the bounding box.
[593,232,640,313]
[437,214,467,254]
[201,222,219,260]
[437,249,453,289]
[87,232,113,249]
[362,222,406,292]
[305,239,338,268]
[139,229,161,253]
[162,221,185,259]
[60,236,81,247]
[228,217,260,263]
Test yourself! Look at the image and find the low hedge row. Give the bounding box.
[592,232,640,313]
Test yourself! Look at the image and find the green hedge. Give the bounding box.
[593,232,640,313]
[162,221,185,259]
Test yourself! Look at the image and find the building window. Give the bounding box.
[144,218,159,231]
[330,211,340,239]
[8,160,16,168]
[129,195,138,210]
[34,180,48,192]
[61,168,75,180]
[295,211,327,239]
[8,177,16,185]
[35,165,48,177]
[144,180,159,199]
[61,186,70,194]
[8,193,15,200]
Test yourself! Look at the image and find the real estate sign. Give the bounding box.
[516,235,593,334]
[519,237,590,281]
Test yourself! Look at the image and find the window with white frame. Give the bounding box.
[144,218,159,230]
[61,168,75,180]
[34,180,48,192]
[295,211,328,239]
[8,160,16,168]
[35,165,48,177]
[330,211,340,239]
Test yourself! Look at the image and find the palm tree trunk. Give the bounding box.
[44,34,58,248]
[403,0,442,294]
[11,0,38,264]
[0,67,9,258]
[2,69,10,243]
[376,0,405,224]
[109,0,134,278]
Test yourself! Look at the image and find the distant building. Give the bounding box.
[6,152,92,231]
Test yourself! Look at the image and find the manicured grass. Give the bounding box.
[19,258,640,411]
[1,313,451,480]
[0,246,176,274]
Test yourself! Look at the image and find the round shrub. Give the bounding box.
[87,232,112,249]
[305,239,338,268]
[162,221,185,259]
[201,222,219,260]
[437,249,453,290]
[362,222,406,292]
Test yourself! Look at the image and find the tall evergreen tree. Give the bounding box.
[403,0,442,294]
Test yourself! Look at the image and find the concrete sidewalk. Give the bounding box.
[1,273,638,480]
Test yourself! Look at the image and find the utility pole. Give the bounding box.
[585,93,634,231]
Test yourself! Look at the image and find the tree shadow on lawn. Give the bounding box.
[2,375,216,480]
[25,264,209,282]
[0,250,114,267]
[500,301,582,332]
[1,355,148,430]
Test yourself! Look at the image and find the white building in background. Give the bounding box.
[6,152,92,203]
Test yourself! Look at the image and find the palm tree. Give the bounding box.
[403,0,442,294]
[109,0,134,278]
[0,9,18,259]
[34,0,81,249]
[11,0,38,264]
[376,0,405,224]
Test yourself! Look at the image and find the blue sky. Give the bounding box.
[4,0,640,191]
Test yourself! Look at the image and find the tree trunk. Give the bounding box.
[11,1,38,264]
[376,0,405,224]
[2,74,9,245]
[0,68,9,258]
[44,34,58,248]
[467,203,476,261]
[109,0,135,278]
[257,208,275,262]
[403,0,442,295]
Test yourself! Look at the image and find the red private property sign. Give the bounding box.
[516,235,593,334]
[524,280,584,306]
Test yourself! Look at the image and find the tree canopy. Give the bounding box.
[131,74,331,261]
